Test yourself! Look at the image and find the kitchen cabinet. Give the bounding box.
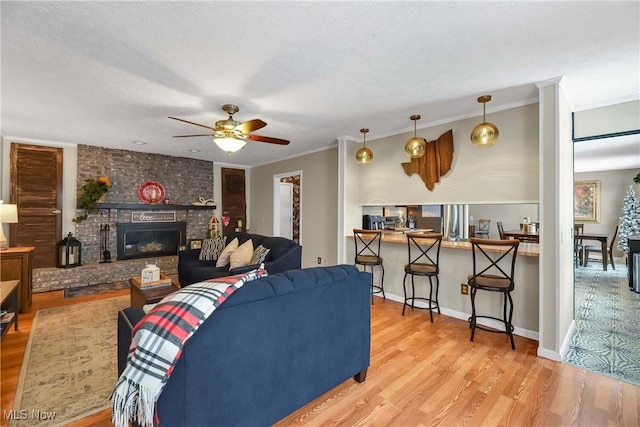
[0,246,35,312]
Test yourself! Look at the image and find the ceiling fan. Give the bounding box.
[169,104,290,155]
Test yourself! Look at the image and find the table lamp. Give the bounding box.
[0,201,18,250]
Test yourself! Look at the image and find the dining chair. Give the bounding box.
[574,227,584,267]
[584,225,618,270]
[496,221,505,239]
[353,229,385,304]
[475,219,491,239]
[574,223,585,266]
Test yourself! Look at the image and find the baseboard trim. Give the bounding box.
[381,292,539,341]
[559,319,576,359]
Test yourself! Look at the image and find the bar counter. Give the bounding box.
[346,232,540,338]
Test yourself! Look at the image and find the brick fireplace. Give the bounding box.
[31,145,215,293]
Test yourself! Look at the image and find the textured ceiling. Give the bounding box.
[2,1,639,169]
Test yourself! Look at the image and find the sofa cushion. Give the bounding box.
[230,239,254,269]
[222,265,363,309]
[199,236,227,261]
[250,244,270,265]
[216,238,239,267]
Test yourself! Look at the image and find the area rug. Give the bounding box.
[564,262,640,386]
[11,296,129,426]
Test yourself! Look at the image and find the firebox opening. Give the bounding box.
[117,222,187,260]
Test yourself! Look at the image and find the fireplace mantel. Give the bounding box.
[80,203,216,211]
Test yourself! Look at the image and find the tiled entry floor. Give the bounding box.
[564,261,640,386]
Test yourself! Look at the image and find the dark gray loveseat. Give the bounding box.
[118,265,371,426]
[178,232,302,286]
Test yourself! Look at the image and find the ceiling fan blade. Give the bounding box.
[248,134,290,145]
[173,134,214,138]
[235,119,267,134]
[168,116,216,131]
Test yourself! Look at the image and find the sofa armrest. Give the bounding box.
[117,307,145,376]
[229,245,301,276]
[263,244,302,274]
[178,248,201,263]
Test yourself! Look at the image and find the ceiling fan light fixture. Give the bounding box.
[470,95,499,147]
[356,128,373,164]
[404,114,426,158]
[213,137,246,155]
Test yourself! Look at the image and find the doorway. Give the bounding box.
[273,171,301,244]
[221,168,246,235]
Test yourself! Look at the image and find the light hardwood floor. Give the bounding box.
[2,291,639,426]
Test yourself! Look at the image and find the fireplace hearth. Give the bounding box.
[117,222,187,260]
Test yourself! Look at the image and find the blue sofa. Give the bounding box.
[117,265,371,426]
[178,232,302,286]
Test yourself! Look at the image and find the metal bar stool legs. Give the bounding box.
[360,263,385,304]
[402,273,440,322]
[469,288,515,349]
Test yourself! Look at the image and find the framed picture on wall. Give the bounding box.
[574,180,600,222]
[189,239,203,250]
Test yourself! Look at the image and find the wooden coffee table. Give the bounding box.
[129,278,179,310]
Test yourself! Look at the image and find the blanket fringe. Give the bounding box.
[111,377,155,427]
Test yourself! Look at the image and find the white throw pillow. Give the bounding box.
[230,239,254,269]
[216,237,239,267]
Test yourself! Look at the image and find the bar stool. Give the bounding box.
[353,229,385,304]
[402,232,443,322]
[468,238,519,349]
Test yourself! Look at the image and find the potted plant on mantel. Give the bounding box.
[73,176,112,223]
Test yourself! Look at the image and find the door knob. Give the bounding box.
[51,209,62,215]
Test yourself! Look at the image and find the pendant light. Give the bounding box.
[404,114,426,158]
[470,95,499,147]
[355,128,373,164]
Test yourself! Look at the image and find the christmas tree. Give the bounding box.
[617,185,640,253]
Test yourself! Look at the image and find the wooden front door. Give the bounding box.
[221,168,246,236]
[10,143,63,268]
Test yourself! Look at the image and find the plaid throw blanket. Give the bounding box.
[111,268,267,427]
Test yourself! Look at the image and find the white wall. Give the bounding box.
[558,83,576,358]
[357,104,539,205]
[574,100,640,138]
[536,78,575,360]
[250,148,339,268]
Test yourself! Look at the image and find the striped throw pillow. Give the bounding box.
[250,244,271,265]
[199,236,227,261]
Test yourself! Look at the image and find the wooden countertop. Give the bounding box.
[347,233,540,257]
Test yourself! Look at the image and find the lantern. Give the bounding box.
[208,215,221,238]
[57,232,82,268]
